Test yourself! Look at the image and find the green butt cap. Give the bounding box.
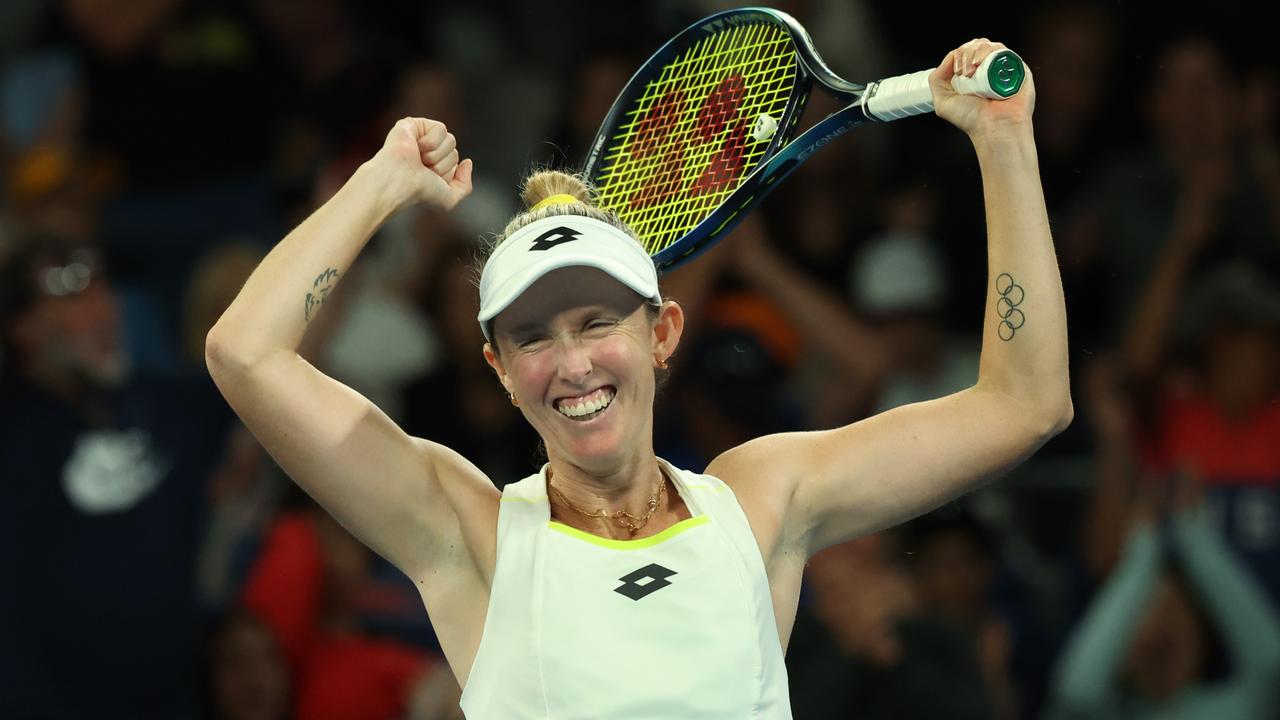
[988,51,1024,98]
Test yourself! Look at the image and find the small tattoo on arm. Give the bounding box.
[995,272,1025,341]
[304,268,340,322]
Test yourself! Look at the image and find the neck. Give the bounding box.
[545,450,668,534]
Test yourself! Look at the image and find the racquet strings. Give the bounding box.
[592,21,797,254]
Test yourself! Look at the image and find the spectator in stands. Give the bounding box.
[0,233,235,718]
[401,239,542,484]
[721,213,888,429]
[205,610,290,720]
[1021,3,1118,351]
[1067,36,1280,345]
[1085,258,1280,598]
[1050,474,1280,719]
[849,184,977,417]
[788,509,1016,719]
[786,535,917,718]
[242,506,445,720]
[898,509,1019,719]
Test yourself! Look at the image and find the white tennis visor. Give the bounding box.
[477,215,662,342]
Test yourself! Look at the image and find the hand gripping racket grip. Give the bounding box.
[864,49,1025,121]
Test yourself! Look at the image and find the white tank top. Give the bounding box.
[459,458,793,718]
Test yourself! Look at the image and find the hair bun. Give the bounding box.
[521,170,594,210]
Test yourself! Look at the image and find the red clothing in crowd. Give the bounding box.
[1137,386,1280,603]
[242,510,434,720]
[295,633,429,720]
[1139,388,1280,485]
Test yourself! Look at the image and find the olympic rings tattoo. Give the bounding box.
[995,272,1025,341]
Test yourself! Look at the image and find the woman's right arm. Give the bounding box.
[205,118,496,580]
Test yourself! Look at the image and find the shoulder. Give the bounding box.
[411,437,503,509]
[702,437,806,543]
[659,459,728,492]
[705,434,803,493]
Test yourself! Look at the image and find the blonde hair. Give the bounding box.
[486,170,640,257]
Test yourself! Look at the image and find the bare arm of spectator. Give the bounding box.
[1051,499,1162,713]
[206,118,498,585]
[1169,476,1280,681]
[1120,150,1226,379]
[728,212,891,420]
[1082,356,1140,579]
[1242,70,1280,234]
[657,232,734,356]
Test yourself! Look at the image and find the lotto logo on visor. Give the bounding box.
[477,215,663,341]
[529,226,582,251]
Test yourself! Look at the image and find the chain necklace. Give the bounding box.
[547,466,666,534]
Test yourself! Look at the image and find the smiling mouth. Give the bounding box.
[555,386,616,421]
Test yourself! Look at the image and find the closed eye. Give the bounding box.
[583,318,619,334]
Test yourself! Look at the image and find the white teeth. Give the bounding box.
[557,388,614,419]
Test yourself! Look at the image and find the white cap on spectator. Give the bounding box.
[851,231,946,315]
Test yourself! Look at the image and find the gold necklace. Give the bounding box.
[547,466,666,534]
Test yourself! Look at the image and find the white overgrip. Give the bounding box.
[864,49,1023,122]
[864,69,933,121]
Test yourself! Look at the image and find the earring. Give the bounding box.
[656,357,669,370]
[508,392,519,407]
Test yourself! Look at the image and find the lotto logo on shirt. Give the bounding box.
[614,563,677,601]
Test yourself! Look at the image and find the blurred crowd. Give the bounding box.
[2,1,1278,719]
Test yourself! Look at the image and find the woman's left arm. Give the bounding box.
[709,40,1072,554]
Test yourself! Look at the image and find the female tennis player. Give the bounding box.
[207,39,1070,718]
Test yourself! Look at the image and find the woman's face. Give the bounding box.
[485,267,681,471]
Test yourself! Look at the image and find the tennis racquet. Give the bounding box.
[582,7,1025,272]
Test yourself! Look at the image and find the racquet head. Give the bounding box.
[583,8,828,271]
[582,9,1024,272]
